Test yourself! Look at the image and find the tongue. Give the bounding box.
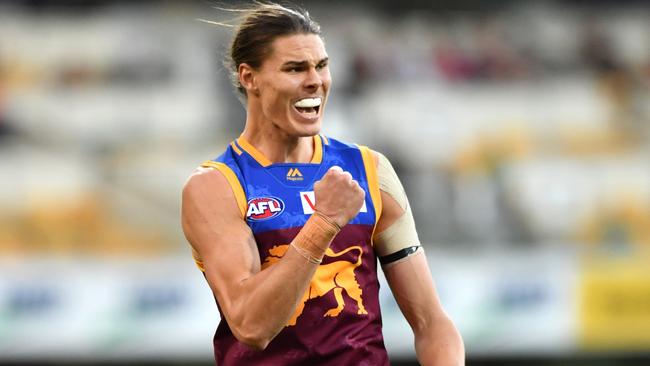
[296,107,315,114]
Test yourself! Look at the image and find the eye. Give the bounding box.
[316,59,329,70]
[284,64,306,73]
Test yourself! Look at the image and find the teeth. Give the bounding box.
[294,98,321,108]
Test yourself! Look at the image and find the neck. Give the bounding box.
[240,125,315,164]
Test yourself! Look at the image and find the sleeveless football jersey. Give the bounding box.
[195,135,389,366]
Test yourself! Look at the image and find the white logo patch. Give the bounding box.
[299,191,367,215]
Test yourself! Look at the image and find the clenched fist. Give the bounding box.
[313,166,366,228]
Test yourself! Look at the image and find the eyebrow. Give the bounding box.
[282,57,329,68]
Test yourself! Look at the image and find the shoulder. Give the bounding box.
[184,159,248,219]
[183,166,233,204]
[182,168,248,250]
[183,141,244,197]
[185,142,236,188]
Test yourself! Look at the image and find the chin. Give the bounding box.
[291,118,322,137]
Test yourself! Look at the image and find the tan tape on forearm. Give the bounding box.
[374,152,421,257]
[291,211,340,262]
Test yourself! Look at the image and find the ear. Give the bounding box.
[238,63,259,96]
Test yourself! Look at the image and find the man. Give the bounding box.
[181,3,464,365]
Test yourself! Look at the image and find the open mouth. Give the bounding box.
[293,97,321,118]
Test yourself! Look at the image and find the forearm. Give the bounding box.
[383,252,465,365]
[224,248,318,348]
[414,315,465,366]
[212,213,340,349]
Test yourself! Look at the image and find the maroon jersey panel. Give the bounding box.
[213,224,389,365]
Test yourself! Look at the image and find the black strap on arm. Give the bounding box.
[378,245,420,265]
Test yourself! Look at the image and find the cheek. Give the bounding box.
[261,84,291,117]
[268,81,300,114]
[263,76,294,99]
[322,70,332,89]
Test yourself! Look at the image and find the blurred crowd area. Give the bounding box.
[0,0,648,256]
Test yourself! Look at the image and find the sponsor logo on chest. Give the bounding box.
[246,197,285,221]
[286,168,304,181]
[299,191,368,215]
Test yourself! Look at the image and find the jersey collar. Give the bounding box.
[236,135,324,167]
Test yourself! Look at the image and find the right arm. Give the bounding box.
[373,151,465,365]
[181,166,363,350]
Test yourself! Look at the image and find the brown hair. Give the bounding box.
[226,2,321,96]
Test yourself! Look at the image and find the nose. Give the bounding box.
[303,67,322,91]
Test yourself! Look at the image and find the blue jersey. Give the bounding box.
[195,135,389,366]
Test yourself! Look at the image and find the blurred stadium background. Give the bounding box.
[0,0,649,365]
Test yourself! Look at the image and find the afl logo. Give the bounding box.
[246,197,285,221]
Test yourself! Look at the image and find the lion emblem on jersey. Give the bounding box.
[262,244,367,326]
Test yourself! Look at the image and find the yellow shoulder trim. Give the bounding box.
[230,141,243,155]
[311,135,323,164]
[358,146,382,225]
[191,247,206,272]
[236,137,272,167]
[200,161,247,218]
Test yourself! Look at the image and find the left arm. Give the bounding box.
[372,151,465,365]
[383,247,464,365]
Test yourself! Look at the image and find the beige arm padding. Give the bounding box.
[373,152,422,263]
